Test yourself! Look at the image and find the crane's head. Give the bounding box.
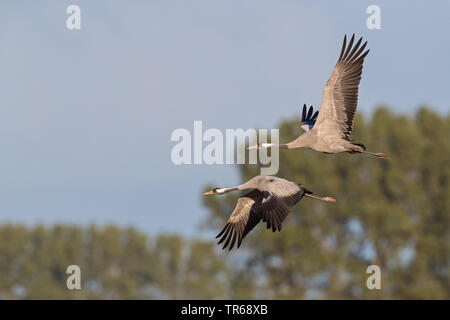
[247,142,273,150]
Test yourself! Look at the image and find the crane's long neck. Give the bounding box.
[213,186,240,194]
[263,143,291,149]
[264,134,310,150]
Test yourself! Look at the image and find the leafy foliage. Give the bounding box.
[0,225,229,299]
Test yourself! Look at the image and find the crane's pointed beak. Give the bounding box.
[203,190,214,195]
[247,145,259,150]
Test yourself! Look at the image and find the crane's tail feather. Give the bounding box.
[297,184,313,195]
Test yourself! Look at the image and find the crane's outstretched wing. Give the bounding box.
[261,179,307,232]
[300,104,319,132]
[216,189,264,250]
[216,179,309,250]
[314,34,369,140]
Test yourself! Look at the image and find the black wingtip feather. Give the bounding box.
[351,41,368,63]
[346,37,362,62]
[312,110,319,120]
[301,186,313,195]
[338,35,347,61]
[307,106,313,119]
[216,223,230,239]
[342,34,355,61]
[222,229,233,249]
[228,231,237,251]
[355,49,370,64]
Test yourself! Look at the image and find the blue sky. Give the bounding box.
[0,1,449,237]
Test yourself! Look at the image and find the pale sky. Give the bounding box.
[0,1,449,236]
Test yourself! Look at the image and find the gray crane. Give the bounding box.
[248,34,387,158]
[203,175,336,250]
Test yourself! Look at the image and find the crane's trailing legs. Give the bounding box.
[346,142,389,158]
[304,193,336,202]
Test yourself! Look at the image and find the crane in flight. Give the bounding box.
[248,34,387,158]
[204,175,336,250]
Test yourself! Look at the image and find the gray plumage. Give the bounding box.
[249,34,387,158]
[204,175,336,250]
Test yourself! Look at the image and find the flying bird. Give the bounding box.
[248,34,387,158]
[203,175,336,250]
